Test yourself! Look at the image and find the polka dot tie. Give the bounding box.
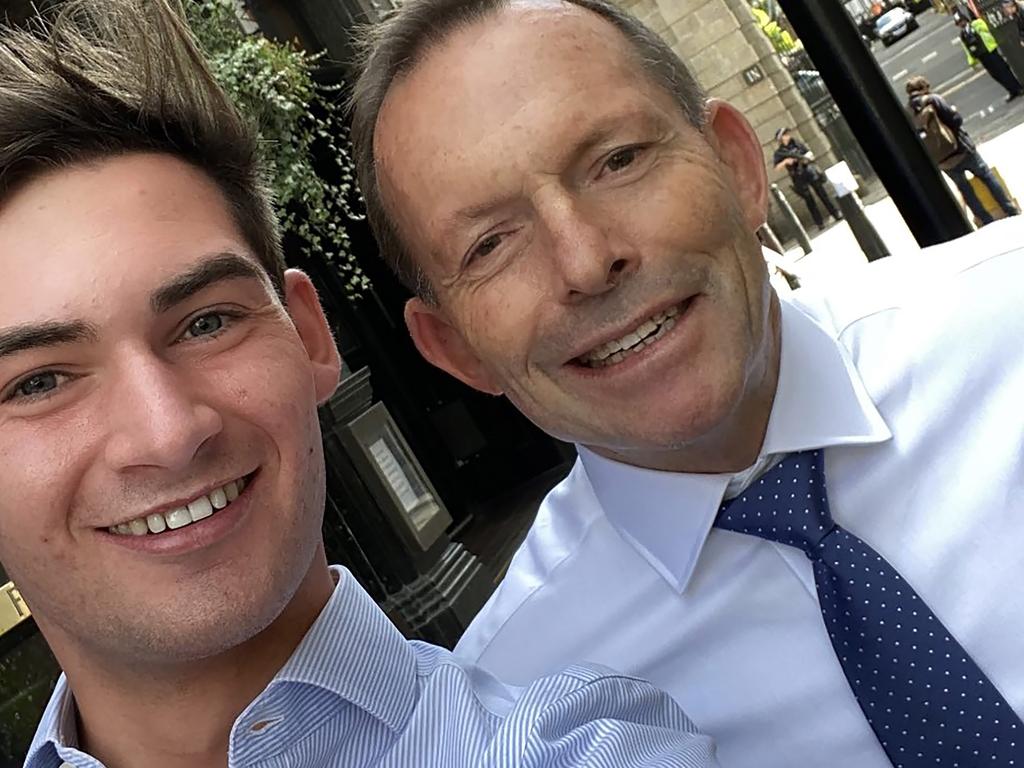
[715,449,1024,767]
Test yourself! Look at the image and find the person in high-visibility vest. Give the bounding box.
[750,3,798,55]
[955,11,1024,100]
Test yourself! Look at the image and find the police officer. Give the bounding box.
[772,127,841,230]
[955,10,1024,101]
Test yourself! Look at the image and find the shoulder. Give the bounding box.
[412,645,719,767]
[455,461,601,664]
[480,663,718,768]
[801,220,1022,319]
[792,220,1024,380]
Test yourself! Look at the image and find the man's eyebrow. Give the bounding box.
[444,110,669,231]
[0,321,99,361]
[151,252,267,314]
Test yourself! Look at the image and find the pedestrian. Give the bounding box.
[772,127,842,230]
[1,2,721,768]
[906,75,1019,223]
[1002,0,1024,43]
[955,10,1024,100]
[351,1,1024,766]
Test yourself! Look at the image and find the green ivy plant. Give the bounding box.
[185,0,369,299]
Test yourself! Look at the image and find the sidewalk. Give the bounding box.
[783,122,1024,283]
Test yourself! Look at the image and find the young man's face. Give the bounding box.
[0,153,340,664]
[375,3,773,462]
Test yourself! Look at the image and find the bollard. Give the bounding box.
[825,161,890,263]
[770,183,814,255]
[835,192,890,262]
[758,223,786,254]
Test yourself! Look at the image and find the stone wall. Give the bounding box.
[615,0,838,236]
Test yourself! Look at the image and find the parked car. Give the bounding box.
[875,7,920,46]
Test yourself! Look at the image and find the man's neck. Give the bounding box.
[590,296,782,475]
[48,553,335,768]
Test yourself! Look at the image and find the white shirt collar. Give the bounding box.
[578,298,892,593]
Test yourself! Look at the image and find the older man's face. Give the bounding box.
[376,3,773,460]
[0,153,340,664]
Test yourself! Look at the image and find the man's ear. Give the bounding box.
[704,99,769,231]
[283,269,342,405]
[404,298,503,395]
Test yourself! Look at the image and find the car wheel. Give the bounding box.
[909,19,919,31]
[883,38,893,47]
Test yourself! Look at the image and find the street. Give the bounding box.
[871,8,1024,143]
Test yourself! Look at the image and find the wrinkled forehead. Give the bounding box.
[372,3,673,235]
[0,153,256,328]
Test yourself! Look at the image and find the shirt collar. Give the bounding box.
[578,298,892,593]
[268,565,418,731]
[24,565,418,768]
[24,674,77,768]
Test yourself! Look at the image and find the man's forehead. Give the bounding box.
[373,1,663,234]
[0,154,259,327]
[375,1,646,143]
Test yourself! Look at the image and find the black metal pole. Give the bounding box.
[776,0,972,246]
[770,183,814,253]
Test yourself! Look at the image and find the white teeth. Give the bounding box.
[187,496,214,522]
[108,476,249,537]
[209,487,228,510]
[580,302,686,367]
[619,331,642,350]
[166,507,191,530]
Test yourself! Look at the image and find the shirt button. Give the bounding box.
[250,718,280,733]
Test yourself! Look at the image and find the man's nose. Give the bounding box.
[538,192,637,301]
[103,354,223,472]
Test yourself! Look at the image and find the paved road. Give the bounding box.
[872,8,1024,143]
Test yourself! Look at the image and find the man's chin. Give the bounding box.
[570,389,750,467]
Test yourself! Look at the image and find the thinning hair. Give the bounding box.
[350,0,708,300]
[0,0,285,293]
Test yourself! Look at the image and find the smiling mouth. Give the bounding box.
[575,298,692,369]
[108,473,253,537]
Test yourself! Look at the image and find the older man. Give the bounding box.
[1,2,721,767]
[352,1,1024,766]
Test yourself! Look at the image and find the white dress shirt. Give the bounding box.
[455,217,1024,768]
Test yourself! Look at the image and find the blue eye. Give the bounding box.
[184,313,226,340]
[16,373,59,398]
[3,371,69,404]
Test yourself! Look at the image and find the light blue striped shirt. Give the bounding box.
[25,566,718,768]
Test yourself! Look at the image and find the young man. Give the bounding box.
[906,75,1019,224]
[771,127,841,231]
[351,0,1024,765]
[1,2,719,767]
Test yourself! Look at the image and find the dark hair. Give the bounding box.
[905,76,930,95]
[350,0,707,299]
[0,0,285,294]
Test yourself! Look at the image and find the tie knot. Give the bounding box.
[715,449,833,555]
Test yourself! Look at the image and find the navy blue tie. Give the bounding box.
[715,449,1023,767]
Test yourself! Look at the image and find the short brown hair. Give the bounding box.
[350,0,707,300]
[906,76,931,96]
[0,0,285,294]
